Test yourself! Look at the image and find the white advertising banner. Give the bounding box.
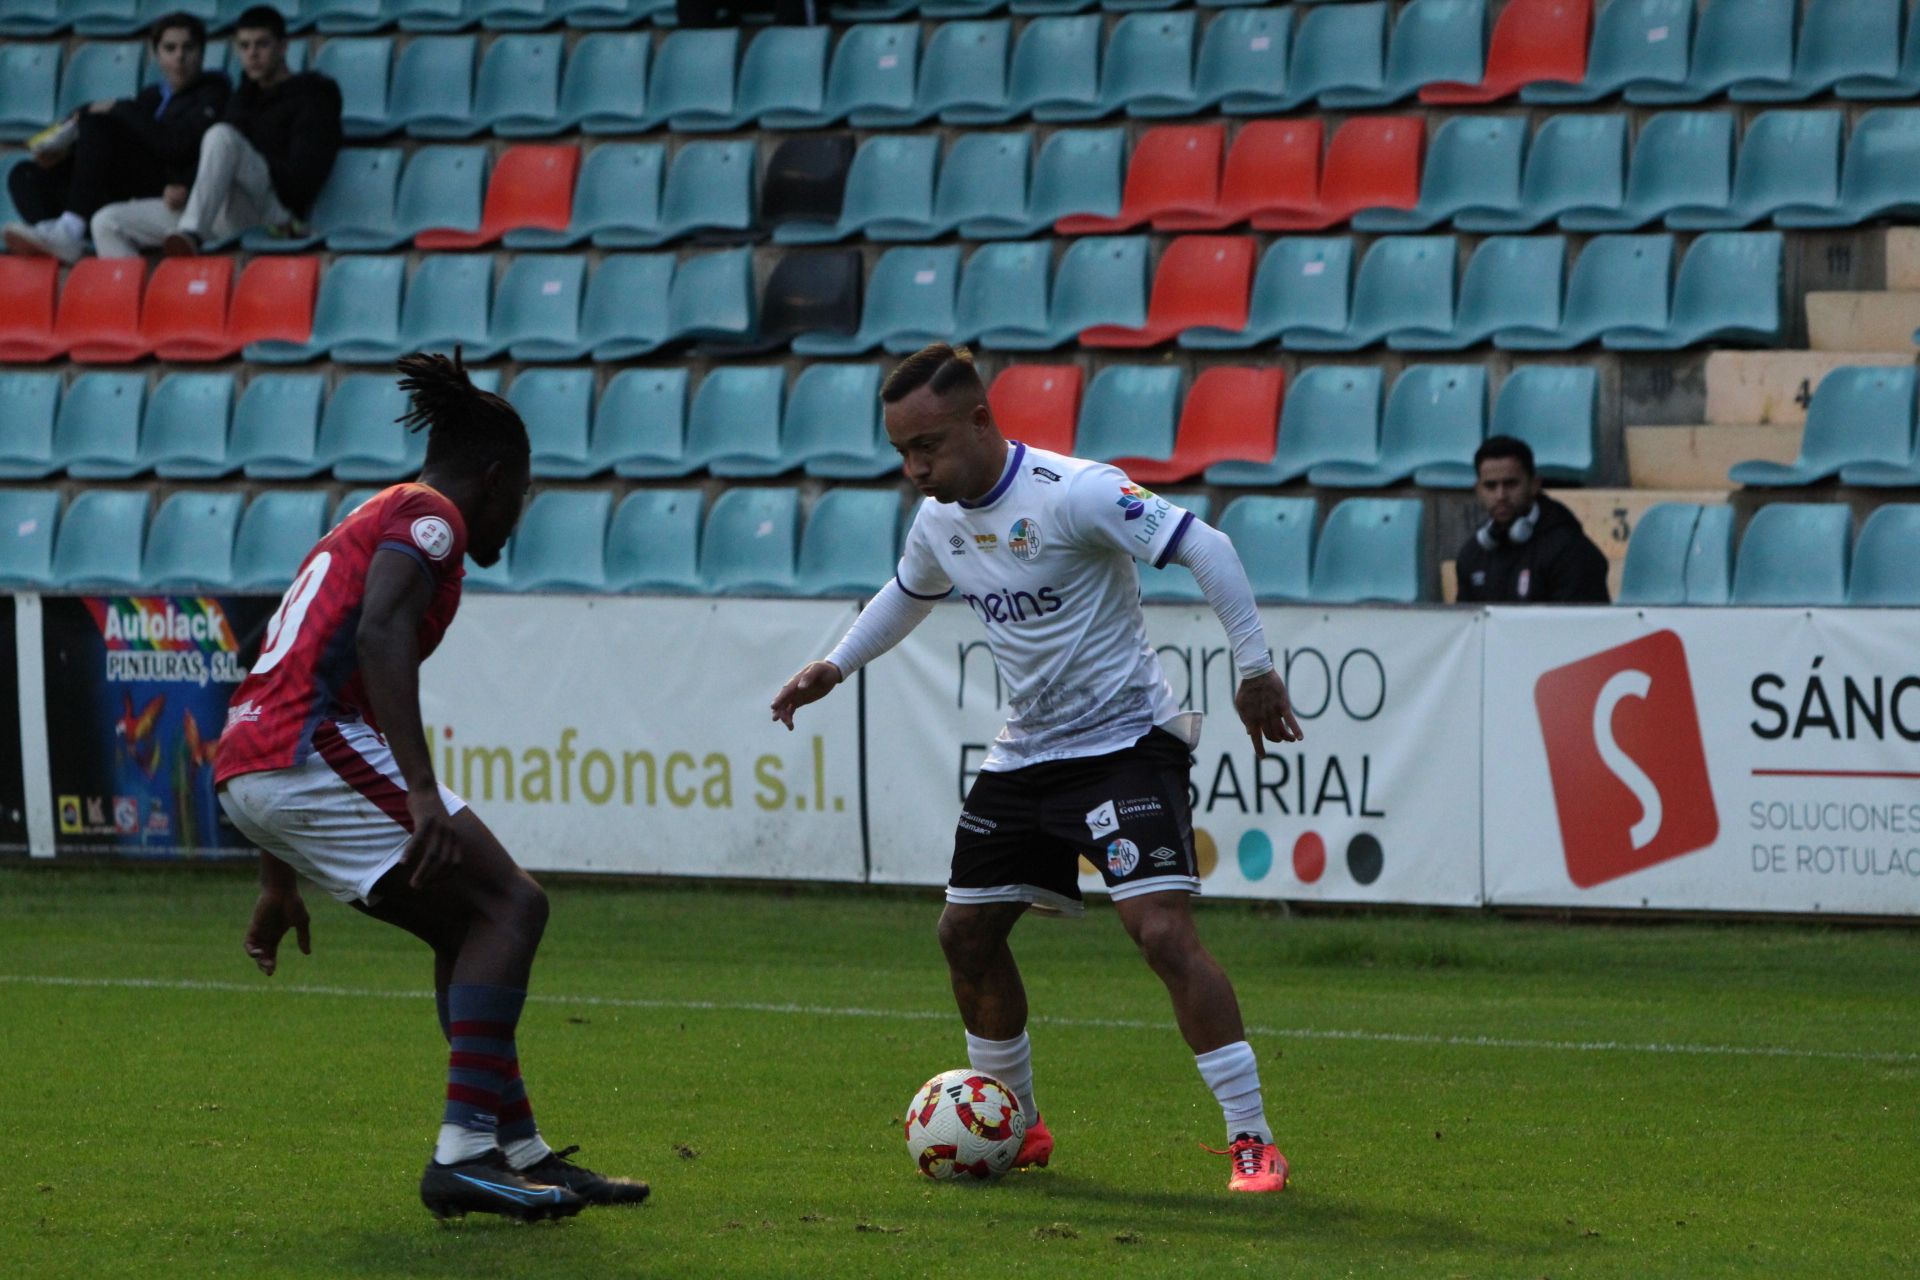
[418,597,865,880]
[865,605,1485,905]
[1484,608,1920,915]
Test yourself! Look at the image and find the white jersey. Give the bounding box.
[896,442,1196,772]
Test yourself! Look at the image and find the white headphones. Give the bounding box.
[1476,502,1540,551]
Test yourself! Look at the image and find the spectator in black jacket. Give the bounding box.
[3,12,229,263]
[1455,436,1611,604]
[91,5,341,258]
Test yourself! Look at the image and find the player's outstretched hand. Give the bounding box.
[243,888,311,977]
[403,788,462,889]
[771,660,844,731]
[1235,669,1304,757]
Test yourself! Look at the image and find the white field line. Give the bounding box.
[3,973,1916,1066]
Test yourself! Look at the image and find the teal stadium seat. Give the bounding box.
[1630,0,1793,105]
[1731,505,1852,606]
[1353,115,1526,232]
[1194,7,1293,115]
[395,0,475,32]
[1735,366,1915,487]
[143,492,242,590]
[733,27,832,130]
[0,153,30,225]
[252,147,400,253]
[0,0,63,37]
[1497,233,1670,350]
[52,490,147,589]
[510,367,598,477]
[140,372,234,478]
[231,373,329,479]
[478,0,565,30]
[1218,496,1317,601]
[0,372,61,479]
[1604,231,1781,350]
[1777,109,1920,228]
[1182,236,1353,350]
[793,246,957,356]
[1460,114,1626,233]
[977,235,1147,351]
[1526,0,1692,103]
[957,241,1052,346]
[511,490,614,592]
[1495,364,1598,483]
[779,134,937,244]
[1777,0,1904,101]
[370,146,488,251]
[652,29,739,133]
[599,367,693,477]
[797,489,901,596]
[321,373,421,481]
[700,488,801,596]
[1310,365,1485,488]
[582,253,674,360]
[0,488,59,587]
[57,372,146,480]
[1010,17,1103,121]
[652,140,756,244]
[936,133,1036,239]
[919,19,1012,124]
[560,32,650,134]
[543,143,664,248]
[476,33,565,137]
[1282,0,1390,110]
[493,255,587,362]
[331,489,382,529]
[787,363,894,478]
[1846,506,1920,604]
[1840,0,1920,98]
[315,38,395,139]
[1013,0,1095,15]
[1618,502,1708,605]
[1028,127,1125,228]
[560,0,661,25]
[1684,504,1736,603]
[1669,111,1842,229]
[311,0,392,33]
[56,42,142,121]
[665,247,755,348]
[1208,364,1381,486]
[1389,234,1564,351]
[1563,112,1735,232]
[255,254,403,364]
[391,36,480,139]
[1310,498,1428,603]
[687,366,788,477]
[1325,0,1488,109]
[1104,10,1201,118]
[1288,235,1455,352]
[0,43,58,140]
[1073,365,1182,464]
[823,22,920,127]
[394,254,499,361]
[607,488,704,593]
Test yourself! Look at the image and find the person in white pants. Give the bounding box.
[91,123,292,257]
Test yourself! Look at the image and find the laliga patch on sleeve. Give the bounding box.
[410,515,454,561]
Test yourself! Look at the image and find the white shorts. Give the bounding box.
[218,718,468,904]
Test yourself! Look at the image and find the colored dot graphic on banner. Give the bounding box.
[1293,832,1326,884]
[1194,829,1218,879]
[1347,833,1384,886]
[1237,830,1273,881]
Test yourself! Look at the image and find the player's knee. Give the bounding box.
[1126,906,1195,974]
[937,910,996,973]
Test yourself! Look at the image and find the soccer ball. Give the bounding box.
[902,1069,1027,1181]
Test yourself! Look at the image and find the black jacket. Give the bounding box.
[107,72,230,186]
[223,71,343,218]
[1456,493,1611,604]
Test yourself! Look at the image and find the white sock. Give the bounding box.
[503,1133,553,1171]
[1195,1041,1271,1146]
[54,212,85,239]
[966,1030,1039,1124]
[433,1123,496,1165]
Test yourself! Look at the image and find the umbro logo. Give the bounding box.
[949,535,967,556]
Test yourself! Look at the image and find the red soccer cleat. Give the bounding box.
[1207,1133,1288,1193]
[1014,1115,1053,1169]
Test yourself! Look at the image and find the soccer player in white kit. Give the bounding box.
[772,345,1301,1193]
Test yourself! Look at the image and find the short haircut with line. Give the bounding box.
[233,4,287,38]
[1474,435,1536,476]
[881,343,986,406]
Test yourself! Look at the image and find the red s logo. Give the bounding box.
[1535,631,1718,888]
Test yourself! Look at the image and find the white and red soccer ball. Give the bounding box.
[902,1069,1027,1181]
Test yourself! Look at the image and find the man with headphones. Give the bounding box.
[1455,436,1610,604]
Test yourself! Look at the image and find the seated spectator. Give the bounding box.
[2,11,229,264]
[1455,436,1610,604]
[90,5,341,258]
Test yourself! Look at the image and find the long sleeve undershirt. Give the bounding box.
[824,578,939,678]
[1171,519,1274,680]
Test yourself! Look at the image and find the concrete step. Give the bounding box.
[1886,228,1920,289]
[1704,350,1914,426]
[1805,291,1920,352]
[1625,424,1801,490]
[1554,488,1731,583]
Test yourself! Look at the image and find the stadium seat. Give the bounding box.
[1630,0,1792,104]
[0,257,62,364]
[1731,504,1852,606]
[919,18,1013,123]
[51,490,147,589]
[309,0,389,34]
[479,0,566,30]
[1668,111,1843,229]
[54,371,145,479]
[510,491,613,592]
[495,257,588,363]
[1604,231,1781,350]
[761,134,855,235]
[1328,0,1489,108]
[779,134,937,243]
[1009,16,1103,120]
[0,487,59,586]
[1773,0,1906,100]
[652,29,740,132]
[1459,113,1626,233]
[562,0,665,25]
[1194,6,1293,114]
[1112,365,1283,483]
[368,145,488,252]
[321,373,421,481]
[1777,109,1920,228]
[142,491,242,590]
[1563,111,1734,232]
[701,488,801,596]
[249,148,395,252]
[1057,125,1224,235]
[1617,502,1707,605]
[735,26,832,129]
[135,257,232,362]
[57,258,149,365]
[510,142,658,249]
[1263,116,1424,232]
[581,253,675,360]
[1846,506,1920,604]
[1030,127,1125,228]
[1176,119,1320,231]
[821,22,920,127]
[792,246,958,356]
[1496,233,1668,350]
[473,33,565,137]
[683,366,788,478]
[418,144,579,249]
[1353,114,1525,232]
[797,489,901,596]
[0,152,29,225]
[229,255,321,354]
[1287,235,1454,351]
[1181,235,1351,350]
[733,249,861,357]
[599,367,693,477]
[1495,364,1598,483]
[56,41,142,121]
[956,240,1051,346]
[651,140,757,244]
[607,488,704,593]
[1309,498,1429,603]
[550,32,646,134]
[395,254,499,361]
[314,37,395,139]
[787,363,892,478]
[230,373,329,478]
[0,42,58,141]
[935,133,1036,239]
[1218,496,1317,601]
[1683,504,1736,603]
[1283,0,1390,109]
[271,254,404,365]
[1390,234,1564,351]
[230,490,324,591]
[1733,366,1917,487]
[1422,0,1591,104]
[1073,365,1183,465]
[1311,365,1485,488]
[331,488,383,529]
[979,235,1148,350]
[1525,0,1692,102]
[0,0,62,37]
[989,364,1081,455]
[139,372,234,478]
[396,0,477,32]
[0,371,60,478]
[1082,236,1256,348]
[387,35,478,138]
[1208,364,1380,485]
[1102,10,1200,118]
[665,247,756,349]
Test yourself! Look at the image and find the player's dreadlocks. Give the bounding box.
[394,349,530,472]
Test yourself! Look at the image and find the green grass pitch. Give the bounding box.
[2,865,1916,1279]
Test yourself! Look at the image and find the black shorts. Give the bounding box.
[948,727,1199,915]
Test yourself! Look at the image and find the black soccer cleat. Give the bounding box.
[518,1145,651,1207]
[419,1150,588,1222]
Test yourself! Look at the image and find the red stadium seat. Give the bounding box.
[1258,117,1423,232]
[416,144,581,250]
[1111,366,1285,485]
[1421,0,1592,104]
[143,256,235,362]
[1080,236,1256,349]
[1056,126,1224,236]
[58,257,149,364]
[0,256,62,363]
[1185,120,1323,232]
[227,256,319,350]
[989,365,1081,456]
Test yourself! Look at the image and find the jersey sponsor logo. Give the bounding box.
[1107,838,1140,876]
[411,515,454,561]
[1008,518,1042,561]
[225,698,262,729]
[1032,466,1061,483]
[957,810,998,835]
[1131,497,1176,551]
[1085,799,1119,840]
[973,533,998,550]
[1149,845,1180,868]
[1118,796,1163,818]
[961,586,1063,626]
[1116,482,1156,521]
